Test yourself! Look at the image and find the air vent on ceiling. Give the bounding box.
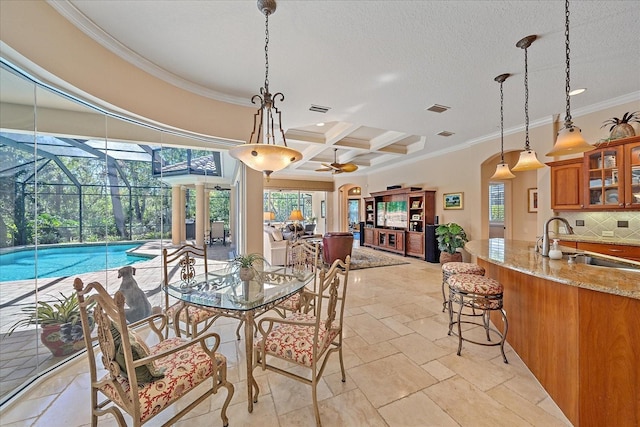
[425,104,450,113]
[436,130,455,137]
[309,104,331,113]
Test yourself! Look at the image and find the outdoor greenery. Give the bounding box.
[263,192,313,223]
[0,140,231,247]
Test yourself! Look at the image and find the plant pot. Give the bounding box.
[239,267,255,282]
[439,251,462,264]
[40,317,94,357]
[610,123,635,140]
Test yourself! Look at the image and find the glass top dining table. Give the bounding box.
[164,263,315,412]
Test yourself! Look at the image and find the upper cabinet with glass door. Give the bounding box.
[624,140,640,208]
[584,136,640,210]
[585,145,624,209]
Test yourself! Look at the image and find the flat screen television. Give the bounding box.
[376,200,408,228]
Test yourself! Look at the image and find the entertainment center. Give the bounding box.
[363,187,438,261]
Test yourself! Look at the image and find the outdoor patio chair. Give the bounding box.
[273,240,320,318]
[210,221,225,246]
[73,278,234,427]
[254,256,351,427]
[163,244,217,338]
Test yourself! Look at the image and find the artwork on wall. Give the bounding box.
[443,192,463,210]
[528,188,538,213]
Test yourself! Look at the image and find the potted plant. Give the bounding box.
[435,222,468,264]
[233,253,265,282]
[6,292,94,357]
[601,111,640,140]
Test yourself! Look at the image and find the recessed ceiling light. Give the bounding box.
[436,131,455,137]
[569,88,586,96]
[426,104,451,113]
[316,122,325,127]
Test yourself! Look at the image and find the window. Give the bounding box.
[489,183,505,222]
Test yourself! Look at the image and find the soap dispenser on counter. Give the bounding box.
[549,239,563,260]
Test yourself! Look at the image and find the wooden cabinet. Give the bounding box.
[375,229,405,255]
[362,187,436,259]
[623,141,640,208]
[576,241,640,262]
[584,144,625,209]
[548,136,640,211]
[406,231,424,257]
[547,158,584,210]
[363,227,374,246]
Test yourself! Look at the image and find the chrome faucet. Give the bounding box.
[541,216,574,257]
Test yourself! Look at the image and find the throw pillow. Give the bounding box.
[110,322,165,385]
[271,229,284,241]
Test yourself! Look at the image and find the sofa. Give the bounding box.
[281,223,305,241]
[263,226,287,266]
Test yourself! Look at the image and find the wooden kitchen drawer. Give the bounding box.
[576,242,640,262]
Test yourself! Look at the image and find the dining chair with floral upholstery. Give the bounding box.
[273,239,320,317]
[163,244,217,338]
[253,255,351,426]
[73,278,234,427]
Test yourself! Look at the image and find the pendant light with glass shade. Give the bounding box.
[490,73,516,180]
[511,35,545,172]
[229,0,303,180]
[546,0,593,157]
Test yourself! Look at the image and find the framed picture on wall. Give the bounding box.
[443,192,463,210]
[528,188,538,213]
[320,200,326,218]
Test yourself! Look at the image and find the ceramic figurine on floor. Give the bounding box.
[117,266,158,323]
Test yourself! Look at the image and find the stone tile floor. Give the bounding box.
[0,246,573,426]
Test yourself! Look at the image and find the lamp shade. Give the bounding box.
[229,144,302,178]
[511,149,545,171]
[288,209,304,221]
[546,126,593,157]
[490,163,516,180]
[263,211,275,221]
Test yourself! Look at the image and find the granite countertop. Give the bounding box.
[465,239,640,300]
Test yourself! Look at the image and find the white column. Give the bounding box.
[179,186,186,242]
[171,185,181,245]
[195,183,205,247]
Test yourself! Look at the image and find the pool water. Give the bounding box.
[0,244,149,282]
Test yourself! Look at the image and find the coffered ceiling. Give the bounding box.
[36,1,640,178]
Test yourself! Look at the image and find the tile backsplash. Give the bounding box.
[561,212,640,242]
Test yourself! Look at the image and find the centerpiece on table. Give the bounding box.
[232,253,265,282]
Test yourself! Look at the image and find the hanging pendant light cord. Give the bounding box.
[264,12,270,91]
[564,0,572,127]
[500,80,505,162]
[524,45,531,151]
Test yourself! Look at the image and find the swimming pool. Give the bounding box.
[0,244,150,282]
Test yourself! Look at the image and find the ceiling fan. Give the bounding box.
[315,148,358,174]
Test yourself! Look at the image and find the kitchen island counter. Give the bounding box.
[464,239,639,427]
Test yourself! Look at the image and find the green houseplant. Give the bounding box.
[435,222,468,263]
[233,253,265,281]
[601,111,639,140]
[6,292,94,357]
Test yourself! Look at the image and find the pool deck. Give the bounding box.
[0,240,233,402]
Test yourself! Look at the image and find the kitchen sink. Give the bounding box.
[562,252,640,271]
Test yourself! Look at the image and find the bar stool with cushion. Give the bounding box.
[441,262,485,312]
[447,273,508,363]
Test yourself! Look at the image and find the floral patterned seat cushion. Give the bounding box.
[448,273,503,295]
[100,337,225,423]
[255,312,339,367]
[442,262,485,282]
[166,302,215,323]
[278,293,301,311]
